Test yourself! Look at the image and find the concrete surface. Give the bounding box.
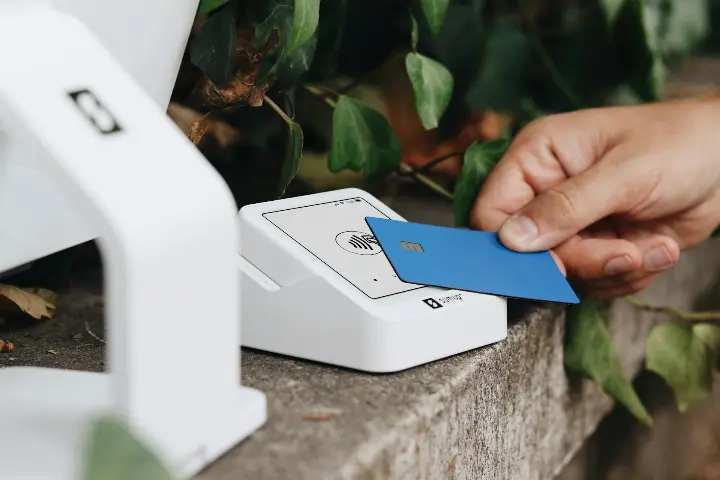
[2,195,719,479]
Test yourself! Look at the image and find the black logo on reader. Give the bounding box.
[68,89,122,135]
[422,298,443,309]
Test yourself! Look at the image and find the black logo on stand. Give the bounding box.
[422,298,443,309]
[68,89,122,135]
[335,231,382,255]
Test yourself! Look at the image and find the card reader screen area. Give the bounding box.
[263,198,424,299]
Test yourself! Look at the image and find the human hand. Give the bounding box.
[470,98,720,300]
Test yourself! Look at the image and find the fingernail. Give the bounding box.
[643,245,674,272]
[604,255,634,275]
[500,215,539,248]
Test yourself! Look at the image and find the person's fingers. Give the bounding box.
[549,249,567,277]
[497,148,646,252]
[584,275,657,300]
[554,236,643,281]
[470,161,537,232]
[588,269,656,289]
[470,118,585,231]
[613,221,681,274]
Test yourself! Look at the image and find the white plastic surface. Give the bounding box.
[0,0,197,274]
[0,368,266,480]
[263,197,422,299]
[54,0,197,108]
[239,188,508,373]
[0,5,265,478]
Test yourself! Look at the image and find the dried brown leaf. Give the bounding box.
[188,112,214,146]
[190,69,268,109]
[24,287,59,304]
[0,284,56,320]
[0,339,14,352]
[168,103,241,148]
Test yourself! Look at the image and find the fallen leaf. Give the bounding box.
[0,284,57,320]
[47,349,57,355]
[168,103,241,148]
[0,340,14,352]
[188,112,214,146]
[302,413,334,421]
[448,456,456,472]
[24,288,59,304]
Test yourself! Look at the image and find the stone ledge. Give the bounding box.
[1,197,718,479]
[196,199,720,480]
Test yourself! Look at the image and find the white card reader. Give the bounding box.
[238,188,507,373]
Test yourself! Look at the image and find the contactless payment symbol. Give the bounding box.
[335,231,382,255]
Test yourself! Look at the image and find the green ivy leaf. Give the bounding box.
[410,11,419,51]
[657,0,710,58]
[612,0,666,102]
[254,0,318,92]
[82,416,175,480]
[190,6,237,88]
[415,4,485,141]
[254,3,292,49]
[565,301,653,426]
[273,34,318,91]
[600,0,626,24]
[307,0,348,80]
[646,322,719,412]
[405,53,454,130]
[277,121,304,197]
[328,96,402,182]
[453,138,508,227]
[197,0,229,16]
[287,0,320,53]
[694,323,720,360]
[465,20,533,112]
[421,0,450,36]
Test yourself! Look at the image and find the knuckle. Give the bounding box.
[522,116,559,137]
[541,188,578,225]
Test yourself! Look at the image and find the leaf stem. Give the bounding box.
[302,84,337,108]
[415,151,465,174]
[520,0,584,110]
[398,163,454,201]
[624,295,720,323]
[530,35,584,110]
[264,95,293,125]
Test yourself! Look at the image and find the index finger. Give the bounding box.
[470,159,535,231]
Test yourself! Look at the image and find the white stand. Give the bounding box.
[0,5,266,479]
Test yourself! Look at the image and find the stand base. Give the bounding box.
[0,367,266,480]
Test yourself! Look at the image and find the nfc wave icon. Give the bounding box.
[335,231,382,255]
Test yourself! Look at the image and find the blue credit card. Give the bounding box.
[365,216,579,304]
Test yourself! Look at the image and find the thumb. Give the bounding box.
[498,160,632,252]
